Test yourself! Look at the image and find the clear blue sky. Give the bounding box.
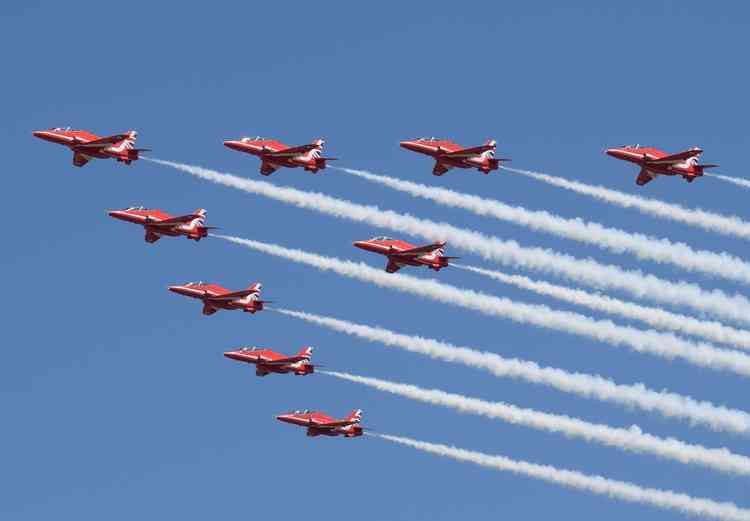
[2,2,749,519]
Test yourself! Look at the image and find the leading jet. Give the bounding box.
[32,127,149,167]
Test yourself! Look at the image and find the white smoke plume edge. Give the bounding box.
[704,173,750,190]
[456,264,750,351]
[373,433,750,521]
[273,307,750,434]
[146,158,750,326]
[216,234,750,380]
[502,165,750,241]
[337,167,750,287]
[323,370,750,476]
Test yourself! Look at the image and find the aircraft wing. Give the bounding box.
[440,144,494,158]
[260,162,279,176]
[260,356,305,366]
[146,213,202,226]
[264,144,317,158]
[72,152,90,167]
[73,133,130,148]
[206,288,259,301]
[385,259,403,273]
[391,242,445,257]
[645,148,702,165]
[636,168,654,186]
[432,161,453,176]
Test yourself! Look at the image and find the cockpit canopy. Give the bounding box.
[622,144,641,149]
[185,281,205,286]
[291,409,312,414]
[370,236,394,241]
[125,206,148,211]
[417,137,440,142]
[239,347,258,352]
[241,136,266,143]
[51,126,73,131]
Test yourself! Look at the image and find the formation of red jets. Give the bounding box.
[33,126,719,185]
[32,127,722,438]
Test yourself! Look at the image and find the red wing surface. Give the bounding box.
[260,162,279,176]
[645,149,702,165]
[432,161,452,176]
[636,168,654,186]
[386,259,403,273]
[74,134,130,148]
[72,153,90,167]
[440,144,494,158]
[392,242,445,257]
[207,288,258,300]
[264,144,317,157]
[147,213,201,226]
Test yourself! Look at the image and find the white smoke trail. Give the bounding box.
[216,234,750,379]
[338,167,750,286]
[456,264,750,351]
[705,173,750,190]
[502,165,750,241]
[324,370,750,476]
[274,307,750,434]
[374,433,750,521]
[147,158,750,326]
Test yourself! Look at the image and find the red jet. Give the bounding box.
[606,145,719,185]
[108,207,216,243]
[32,127,149,167]
[223,136,336,175]
[276,409,363,437]
[168,282,267,316]
[400,137,510,176]
[353,237,458,273]
[224,346,316,376]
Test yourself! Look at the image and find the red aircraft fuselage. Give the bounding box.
[168,282,265,315]
[223,136,335,175]
[276,409,363,437]
[108,207,214,243]
[32,127,146,167]
[606,145,718,185]
[353,237,456,273]
[400,138,509,176]
[224,346,315,376]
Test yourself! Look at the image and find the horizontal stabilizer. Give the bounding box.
[698,163,719,169]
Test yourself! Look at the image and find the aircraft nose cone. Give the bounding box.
[168,285,183,293]
[353,240,367,249]
[399,140,418,151]
[605,148,621,158]
[32,130,43,138]
[223,351,237,359]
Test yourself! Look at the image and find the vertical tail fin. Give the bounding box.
[345,409,363,423]
[248,282,262,296]
[296,346,313,360]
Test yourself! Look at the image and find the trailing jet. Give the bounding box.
[168,282,267,316]
[353,237,458,273]
[276,409,363,437]
[606,145,719,185]
[108,207,216,243]
[400,137,509,175]
[32,127,149,167]
[223,136,336,175]
[224,346,316,376]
